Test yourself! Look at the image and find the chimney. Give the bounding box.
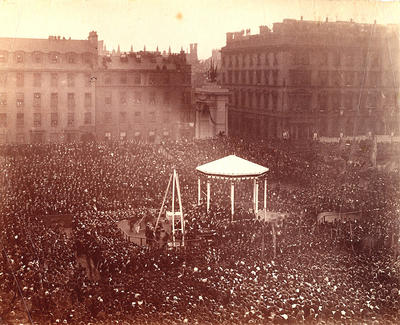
[326,17,328,23]
[300,16,303,21]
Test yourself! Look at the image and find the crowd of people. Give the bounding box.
[0,137,400,324]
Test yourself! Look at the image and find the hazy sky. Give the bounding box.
[0,0,399,59]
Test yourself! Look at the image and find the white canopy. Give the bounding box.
[196,155,269,179]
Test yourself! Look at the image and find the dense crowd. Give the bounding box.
[1,137,400,324]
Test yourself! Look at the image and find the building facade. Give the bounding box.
[0,32,193,144]
[0,32,98,143]
[95,50,192,142]
[221,19,400,140]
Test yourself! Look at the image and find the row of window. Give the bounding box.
[230,89,397,111]
[0,72,94,88]
[223,70,279,86]
[102,111,171,123]
[0,51,93,65]
[222,50,381,68]
[0,112,92,128]
[0,92,92,108]
[222,69,387,87]
[103,91,189,105]
[102,72,188,85]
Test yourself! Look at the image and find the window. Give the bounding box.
[33,113,41,127]
[344,72,354,86]
[149,92,156,105]
[272,91,278,110]
[16,72,24,87]
[255,92,261,108]
[134,92,141,104]
[367,92,378,108]
[84,112,92,125]
[343,93,353,109]
[333,51,341,67]
[0,52,7,63]
[256,70,261,84]
[331,92,341,109]
[264,70,270,85]
[134,73,141,84]
[163,92,170,105]
[84,93,92,107]
[0,73,6,86]
[86,74,93,87]
[0,93,6,106]
[120,72,127,84]
[0,113,6,127]
[332,71,342,87]
[67,73,75,87]
[248,90,253,108]
[320,52,328,66]
[120,92,127,104]
[241,71,246,84]
[67,113,75,126]
[51,73,58,87]
[163,111,170,123]
[104,112,112,123]
[67,53,76,64]
[119,111,127,121]
[264,92,269,109]
[369,72,380,87]
[15,52,24,63]
[264,53,269,66]
[16,113,24,127]
[16,93,24,107]
[51,113,58,127]
[248,70,254,84]
[273,52,279,66]
[67,93,75,108]
[33,93,41,107]
[105,94,112,105]
[318,71,329,86]
[120,131,127,140]
[33,52,42,63]
[105,73,111,84]
[50,52,59,63]
[318,92,329,110]
[33,73,41,87]
[134,111,142,121]
[82,53,92,65]
[272,70,278,86]
[51,93,58,109]
[105,132,111,140]
[149,111,156,122]
[227,71,232,84]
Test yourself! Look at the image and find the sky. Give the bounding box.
[0,0,399,59]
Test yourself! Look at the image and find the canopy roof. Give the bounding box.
[196,155,269,179]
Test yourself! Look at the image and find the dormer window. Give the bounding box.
[50,52,59,63]
[15,52,24,63]
[0,52,7,63]
[33,52,42,63]
[67,53,76,64]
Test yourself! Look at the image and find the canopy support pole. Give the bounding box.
[264,178,267,211]
[197,177,201,206]
[255,180,259,214]
[172,169,176,246]
[175,171,184,247]
[230,181,235,221]
[206,179,211,213]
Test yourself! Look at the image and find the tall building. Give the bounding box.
[0,33,193,144]
[95,49,192,142]
[221,19,400,140]
[0,32,98,143]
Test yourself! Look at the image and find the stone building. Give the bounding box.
[95,49,192,142]
[0,32,98,143]
[221,19,400,140]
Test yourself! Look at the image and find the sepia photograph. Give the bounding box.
[0,0,400,323]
